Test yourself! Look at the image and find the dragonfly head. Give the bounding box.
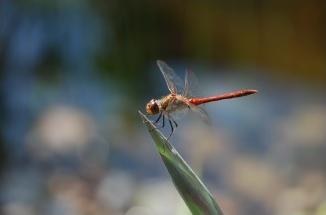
[146,99,160,115]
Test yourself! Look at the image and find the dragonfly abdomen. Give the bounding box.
[189,89,257,106]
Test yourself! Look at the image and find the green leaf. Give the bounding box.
[139,111,223,215]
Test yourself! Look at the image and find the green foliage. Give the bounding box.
[139,111,223,215]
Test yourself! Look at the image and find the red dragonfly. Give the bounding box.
[146,60,257,138]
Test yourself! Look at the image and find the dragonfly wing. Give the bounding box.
[166,106,189,121]
[183,70,190,97]
[188,103,211,125]
[157,60,184,94]
[183,69,200,97]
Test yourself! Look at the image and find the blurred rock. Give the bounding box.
[2,203,35,215]
[125,206,153,215]
[278,105,326,146]
[96,171,135,211]
[275,171,326,215]
[134,179,189,215]
[27,106,97,155]
[225,155,284,210]
[46,173,101,215]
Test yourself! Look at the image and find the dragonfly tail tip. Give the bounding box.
[246,89,258,95]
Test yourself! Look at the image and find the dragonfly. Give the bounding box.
[146,60,257,138]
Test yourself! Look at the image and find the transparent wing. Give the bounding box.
[167,108,189,122]
[166,104,210,125]
[164,97,210,124]
[157,60,184,94]
[183,69,200,97]
[183,69,209,123]
[188,103,211,125]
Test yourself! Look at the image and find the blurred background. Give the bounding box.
[1,0,326,215]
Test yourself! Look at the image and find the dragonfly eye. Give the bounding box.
[146,99,159,115]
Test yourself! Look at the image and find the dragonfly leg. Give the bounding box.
[172,119,178,128]
[155,114,165,129]
[150,114,165,132]
[162,115,165,128]
[154,112,162,124]
[167,119,174,140]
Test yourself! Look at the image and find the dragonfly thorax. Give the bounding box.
[146,99,160,115]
